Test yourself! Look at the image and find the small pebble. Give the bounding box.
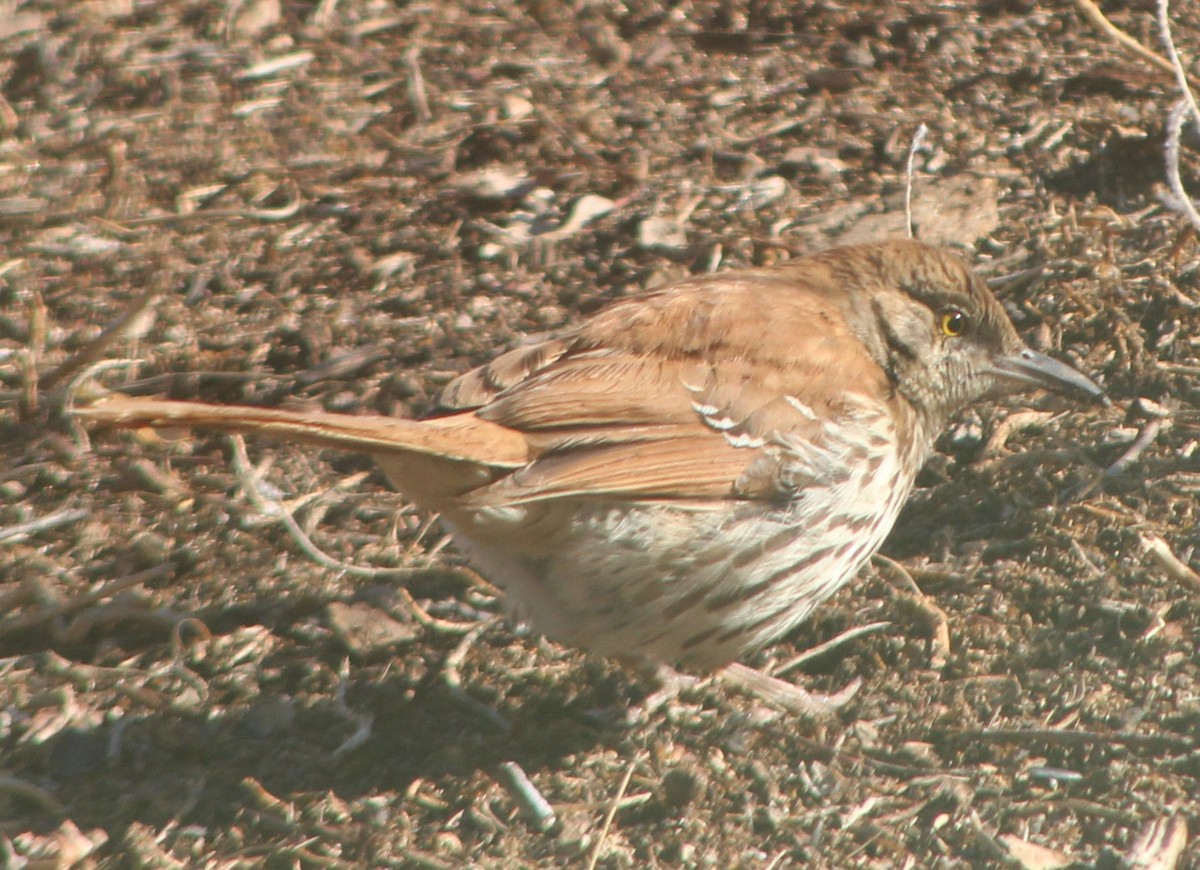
[0,479,27,499]
[326,601,418,658]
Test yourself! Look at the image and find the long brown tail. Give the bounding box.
[76,396,531,503]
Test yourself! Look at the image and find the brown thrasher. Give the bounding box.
[78,240,1105,710]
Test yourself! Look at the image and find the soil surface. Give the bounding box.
[3,1,1200,867]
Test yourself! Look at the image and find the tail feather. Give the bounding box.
[77,395,532,504]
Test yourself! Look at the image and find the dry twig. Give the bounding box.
[1072,0,1192,84]
[42,289,159,391]
[586,757,639,870]
[874,554,951,670]
[1141,533,1200,592]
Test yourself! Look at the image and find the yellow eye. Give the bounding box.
[941,309,968,337]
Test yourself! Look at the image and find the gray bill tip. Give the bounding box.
[992,348,1110,406]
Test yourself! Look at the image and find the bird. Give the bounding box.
[77,239,1106,712]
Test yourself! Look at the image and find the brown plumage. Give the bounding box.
[78,240,1104,684]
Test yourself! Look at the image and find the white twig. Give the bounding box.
[332,658,375,756]
[227,435,416,578]
[442,618,511,731]
[0,508,90,545]
[1158,0,1200,123]
[1163,102,1200,231]
[1158,0,1200,231]
[1104,419,1163,477]
[904,123,929,239]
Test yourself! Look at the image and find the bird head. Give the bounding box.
[831,240,1107,425]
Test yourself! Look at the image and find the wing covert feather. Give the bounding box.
[445,267,898,505]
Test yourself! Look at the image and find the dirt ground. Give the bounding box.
[3,0,1200,866]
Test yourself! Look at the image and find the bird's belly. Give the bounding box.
[443,458,916,671]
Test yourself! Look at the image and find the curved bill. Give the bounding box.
[990,348,1109,405]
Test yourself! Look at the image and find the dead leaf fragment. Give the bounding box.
[998,834,1073,870]
[327,601,418,658]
